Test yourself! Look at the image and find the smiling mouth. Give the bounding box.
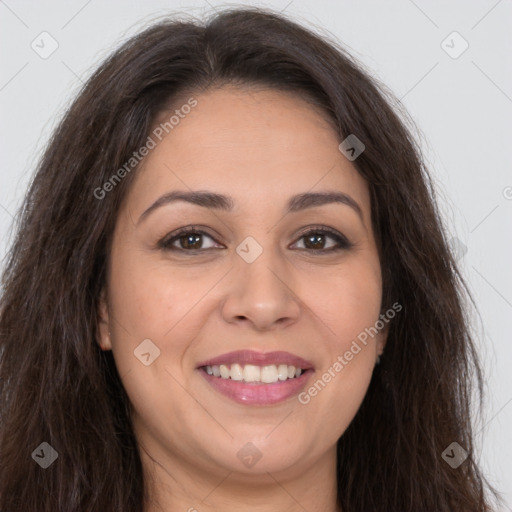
[196,349,314,405]
[199,363,308,384]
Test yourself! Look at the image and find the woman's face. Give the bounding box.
[98,86,385,481]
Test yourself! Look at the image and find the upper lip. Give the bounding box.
[196,350,314,370]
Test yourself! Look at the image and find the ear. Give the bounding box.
[376,316,390,358]
[377,331,387,358]
[96,287,112,351]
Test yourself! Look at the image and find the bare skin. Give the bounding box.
[97,86,386,512]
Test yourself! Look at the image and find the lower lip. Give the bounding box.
[198,368,313,405]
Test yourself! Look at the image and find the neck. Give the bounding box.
[141,442,341,512]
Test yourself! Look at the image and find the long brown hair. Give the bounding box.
[0,7,502,511]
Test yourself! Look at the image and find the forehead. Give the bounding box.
[122,86,370,218]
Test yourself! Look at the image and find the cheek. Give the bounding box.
[105,253,202,430]
[107,249,223,383]
[300,257,382,345]
[296,257,382,416]
[108,251,199,339]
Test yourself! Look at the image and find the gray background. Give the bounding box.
[1,0,511,507]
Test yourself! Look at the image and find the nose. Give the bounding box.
[220,245,301,332]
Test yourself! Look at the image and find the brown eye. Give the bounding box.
[303,232,329,250]
[292,228,353,252]
[176,232,205,250]
[159,227,222,252]
[158,225,352,254]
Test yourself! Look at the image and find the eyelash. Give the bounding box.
[157,225,353,254]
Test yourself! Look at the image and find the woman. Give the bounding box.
[0,6,502,511]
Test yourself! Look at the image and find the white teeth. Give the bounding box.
[230,363,243,381]
[205,363,305,383]
[261,365,278,383]
[219,364,230,379]
[277,364,288,381]
[243,364,261,382]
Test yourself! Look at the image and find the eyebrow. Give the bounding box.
[137,189,363,224]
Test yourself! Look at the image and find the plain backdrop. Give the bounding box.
[1,0,511,507]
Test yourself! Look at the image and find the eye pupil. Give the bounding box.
[304,233,325,249]
[180,233,202,249]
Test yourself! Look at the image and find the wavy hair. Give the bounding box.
[0,6,502,511]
